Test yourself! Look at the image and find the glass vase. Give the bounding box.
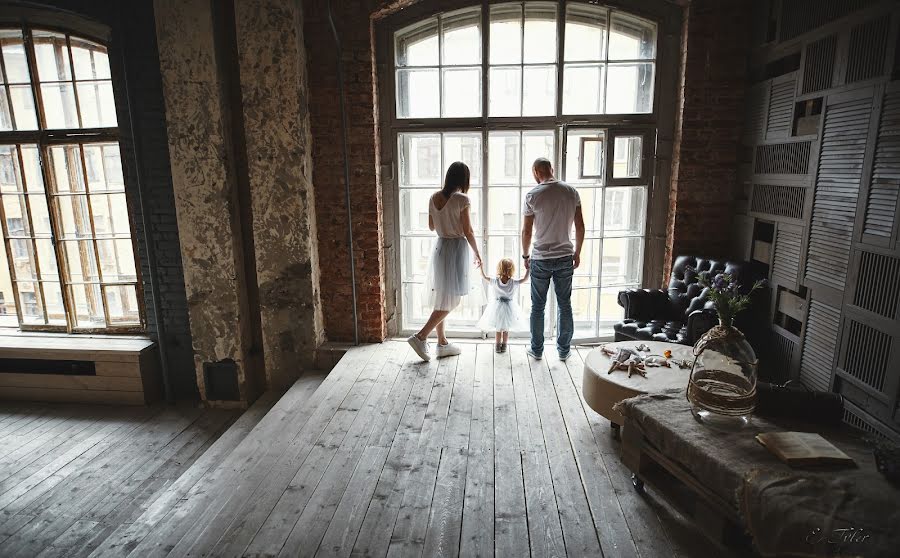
[687,319,758,429]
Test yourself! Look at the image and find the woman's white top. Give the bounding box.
[488,277,519,300]
[430,192,470,239]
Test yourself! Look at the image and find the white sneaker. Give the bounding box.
[407,335,431,361]
[436,342,461,358]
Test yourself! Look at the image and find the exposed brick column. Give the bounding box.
[234,0,325,389]
[304,0,387,342]
[666,0,752,277]
[154,0,261,404]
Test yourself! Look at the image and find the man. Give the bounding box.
[521,157,585,361]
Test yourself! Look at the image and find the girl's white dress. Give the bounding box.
[478,277,523,331]
[425,192,473,311]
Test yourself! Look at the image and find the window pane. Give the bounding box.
[522,65,555,116]
[0,146,23,192]
[9,239,36,280]
[612,136,643,178]
[41,83,79,128]
[89,193,130,236]
[565,129,604,185]
[17,282,44,324]
[9,85,38,130]
[488,132,520,185]
[57,195,92,239]
[34,238,58,279]
[399,134,441,186]
[442,8,481,66]
[604,187,646,236]
[83,144,123,191]
[574,238,601,284]
[401,236,433,283]
[33,30,72,82]
[43,281,65,325]
[609,12,657,60]
[0,92,11,131]
[521,131,555,181]
[104,284,139,325]
[70,281,104,328]
[565,4,607,61]
[28,194,52,236]
[606,63,654,114]
[399,188,434,235]
[602,237,642,285]
[599,286,626,325]
[562,64,603,114]
[76,81,117,127]
[21,146,44,192]
[489,5,522,65]
[488,188,520,233]
[441,67,481,117]
[580,138,604,178]
[3,195,30,237]
[71,38,111,80]
[443,133,482,185]
[523,4,557,63]
[49,145,86,192]
[577,187,602,233]
[97,238,137,282]
[488,67,521,117]
[397,68,439,118]
[62,240,99,282]
[572,287,598,338]
[0,31,30,83]
[0,235,18,327]
[396,18,439,67]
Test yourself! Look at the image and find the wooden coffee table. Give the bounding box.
[582,340,693,438]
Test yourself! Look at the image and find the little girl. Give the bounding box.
[478,258,529,353]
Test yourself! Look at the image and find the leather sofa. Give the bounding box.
[613,255,765,346]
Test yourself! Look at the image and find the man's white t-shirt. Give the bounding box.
[523,179,581,260]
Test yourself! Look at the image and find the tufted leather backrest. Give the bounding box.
[668,255,753,320]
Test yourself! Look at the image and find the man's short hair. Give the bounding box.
[532,157,553,175]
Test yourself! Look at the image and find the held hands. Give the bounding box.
[474,254,483,268]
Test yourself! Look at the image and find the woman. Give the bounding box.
[407,161,482,361]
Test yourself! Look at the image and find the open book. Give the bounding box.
[756,431,855,467]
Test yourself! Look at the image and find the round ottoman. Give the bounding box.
[582,340,693,437]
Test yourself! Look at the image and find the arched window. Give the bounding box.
[391,1,658,340]
[0,26,142,331]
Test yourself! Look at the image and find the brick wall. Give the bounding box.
[304,0,387,343]
[667,0,753,271]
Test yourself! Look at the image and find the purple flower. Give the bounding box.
[712,273,727,291]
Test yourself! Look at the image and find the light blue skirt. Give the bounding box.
[478,297,523,332]
[425,237,470,311]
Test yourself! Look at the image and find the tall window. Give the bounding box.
[393,2,656,339]
[0,27,142,332]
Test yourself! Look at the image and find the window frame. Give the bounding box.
[376,0,681,339]
[0,20,145,334]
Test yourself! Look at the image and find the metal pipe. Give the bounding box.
[326,0,361,346]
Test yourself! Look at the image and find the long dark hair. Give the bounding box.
[440,161,470,198]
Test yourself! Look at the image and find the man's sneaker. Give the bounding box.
[558,350,571,362]
[407,335,431,361]
[436,342,461,358]
[526,348,542,360]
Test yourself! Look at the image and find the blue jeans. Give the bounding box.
[529,256,574,357]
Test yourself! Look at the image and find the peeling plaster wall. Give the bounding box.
[154,0,259,403]
[234,0,325,389]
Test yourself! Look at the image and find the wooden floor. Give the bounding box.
[0,343,735,557]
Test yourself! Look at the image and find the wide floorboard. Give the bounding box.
[0,343,737,557]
